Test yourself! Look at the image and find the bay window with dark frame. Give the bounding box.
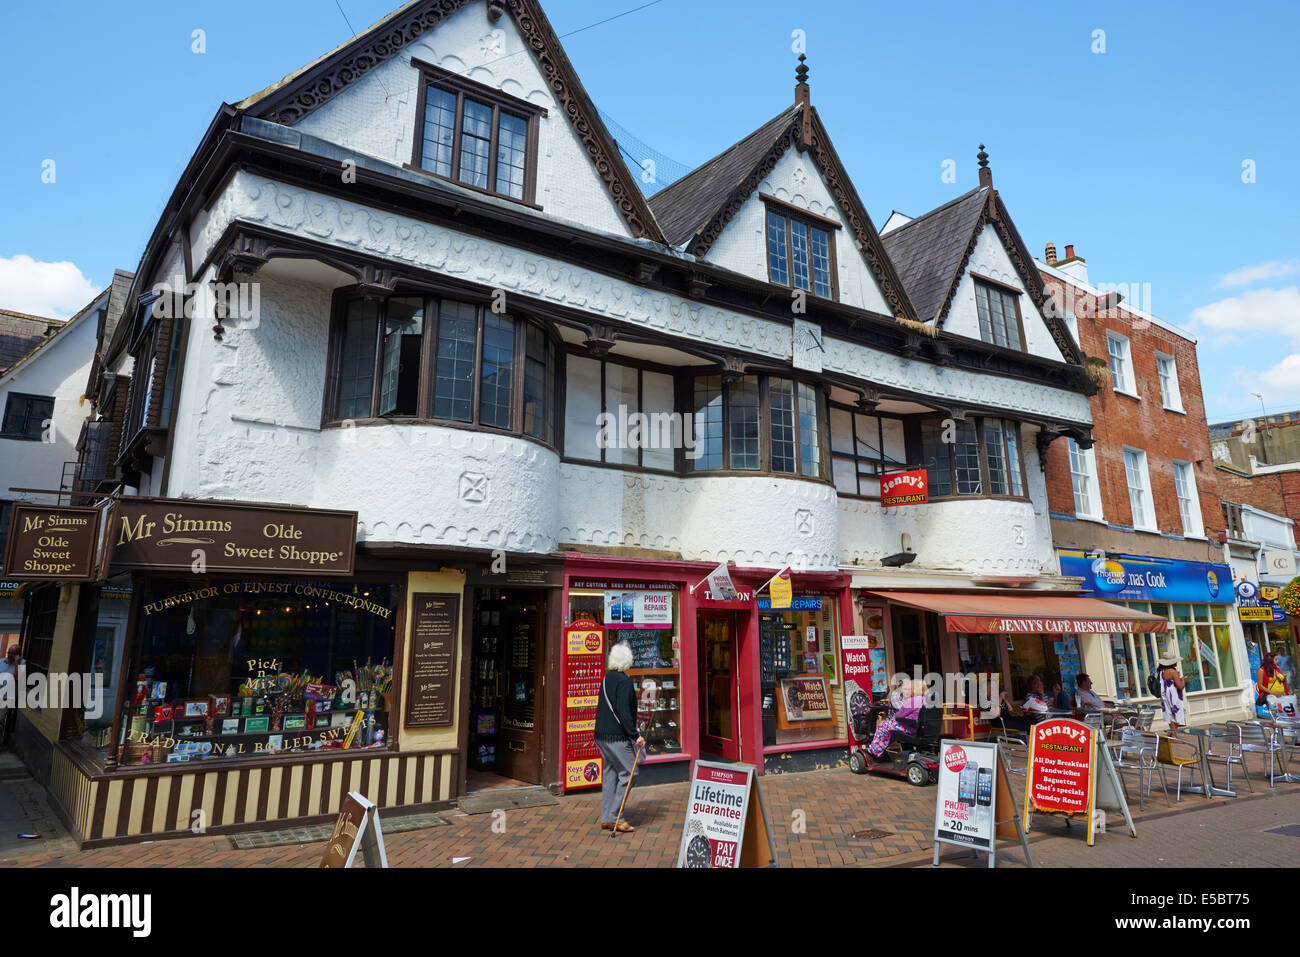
[763,197,838,300]
[827,403,909,498]
[691,373,824,479]
[117,293,186,471]
[917,415,1028,499]
[325,292,559,445]
[410,59,544,206]
[562,352,679,471]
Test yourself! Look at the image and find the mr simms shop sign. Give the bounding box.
[2,505,101,581]
[109,499,358,576]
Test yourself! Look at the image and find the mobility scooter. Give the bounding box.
[848,701,943,786]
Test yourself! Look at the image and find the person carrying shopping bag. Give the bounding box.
[594,641,645,833]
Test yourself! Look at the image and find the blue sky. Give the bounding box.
[2,0,1296,423]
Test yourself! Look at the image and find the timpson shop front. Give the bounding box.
[557,554,856,791]
[7,496,511,847]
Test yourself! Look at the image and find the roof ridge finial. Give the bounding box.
[977,143,992,187]
[796,53,809,87]
[795,53,811,119]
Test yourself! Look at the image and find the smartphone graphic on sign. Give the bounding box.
[957,764,978,805]
[976,767,993,806]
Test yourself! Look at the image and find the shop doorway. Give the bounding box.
[468,588,548,787]
[891,607,936,679]
[698,613,741,761]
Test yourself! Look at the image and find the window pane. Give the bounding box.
[1215,625,1237,686]
[335,300,379,419]
[693,376,723,470]
[458,98,492,189]
[766,212,788,286]
[798,383,820,477]
[603,363,638,466]
[789,220,811,291]
[881,418,907,465]
[479,312,515,429]
[641,371,676,471]
[1124,449,1148,526]
[770,378,796,473]
[975,285,993,343]
[564,354,602,461]
[159,318,185,429]
[522,323,549,441]
[1068,437,1089,513]
[829,407,854,454]
[832,456,858,495]
[1175,625,1203,693]
[920,422,952,497]
[1196,625,1221,690]
[378,297,424,417]
[495,111,528,199]
[984,419,1008,495]
[433,301,477,422]
[809,228,832,297]
[954,422,981,494]
[1004,420,1024,496]
[728,376,760,470]
[421,86,456,177]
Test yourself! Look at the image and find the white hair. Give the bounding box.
[607,642,634,672]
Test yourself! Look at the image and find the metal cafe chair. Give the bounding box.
[1109,728,1169,811]
[1232,721,1289,788]
[1207,723,1254,794]
[1134,707,1156,731]
[1153,732,1205,801]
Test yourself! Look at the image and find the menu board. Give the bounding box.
[403,594,459,727]
[625,630,671,669]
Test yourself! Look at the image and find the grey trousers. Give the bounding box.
[596,737,638,824]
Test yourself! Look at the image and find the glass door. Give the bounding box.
[698,613,740,760]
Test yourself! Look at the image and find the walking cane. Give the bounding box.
[611,743,646,839]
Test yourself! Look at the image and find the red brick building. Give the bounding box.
[1037,244,1251,723]
[1216,463,1300,548]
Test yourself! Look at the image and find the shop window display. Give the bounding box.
[112,579,397,766]
[759,597,842,746]
[567,587,682,757]
[1109,602,1234,698]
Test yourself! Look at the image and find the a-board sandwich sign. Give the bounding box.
[934,739,999,852]
[676,761,775,868]
[1022,718,1135,846]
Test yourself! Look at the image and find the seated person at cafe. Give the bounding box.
[1052,682,1072,711]
[868,679,927,757]
[1075,673,1104,711]
[993,674,1052,731]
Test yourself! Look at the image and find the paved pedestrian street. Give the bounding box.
[4,753,1299,869]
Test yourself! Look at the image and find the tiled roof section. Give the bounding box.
[881,187,988,323]
[102,270,136,348]
[0,309,64,373]
[647,106,801,248]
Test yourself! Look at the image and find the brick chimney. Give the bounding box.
[1044,242,1058,266]
[1056,243,1089,285]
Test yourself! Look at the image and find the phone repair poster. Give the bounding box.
[933,739,998,851]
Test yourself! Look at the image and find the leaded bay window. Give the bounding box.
[828,406,907,497]
[412,60,543,205]
[329,295,557,443]
[919,416,1027,499]
[692,373,824,477]
[563,356,676,470]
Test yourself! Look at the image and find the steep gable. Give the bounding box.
[648,103,913,319]
[239,0,662,243]
[883,186,1081,364]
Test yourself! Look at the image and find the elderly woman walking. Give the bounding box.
[595,641,645,833]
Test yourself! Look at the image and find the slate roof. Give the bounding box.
[880,186,988,324]
[647,106,801,248]
[0,309,64,373]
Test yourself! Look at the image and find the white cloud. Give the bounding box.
[1219,259,1300,287]
[1190,286,1300,345]
[0,255,98,320]
[1258,354,1300,402]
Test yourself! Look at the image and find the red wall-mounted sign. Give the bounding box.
[880,469,928,508]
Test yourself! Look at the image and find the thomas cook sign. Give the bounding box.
[109,499,357,576]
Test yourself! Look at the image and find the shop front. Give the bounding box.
[852,588,1168,725]
[558,555,853,787]
[14,497,473,846]
[1057,550,1250,723]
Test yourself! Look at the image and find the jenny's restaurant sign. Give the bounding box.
[2,505,102,582]
[880,469,928,508]
[944,615,1167,635]
[110,499,358,576]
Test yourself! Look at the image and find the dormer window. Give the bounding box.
[411,59,543,206]
[973,278,1025,350]
[763,197,838,299]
